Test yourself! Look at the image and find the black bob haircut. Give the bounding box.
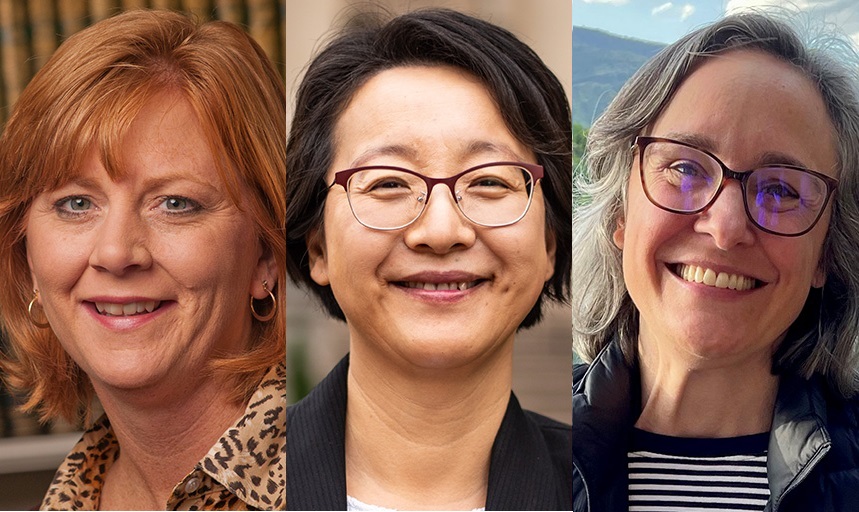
[286,8,572,328]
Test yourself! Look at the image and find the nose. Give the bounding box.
[402,185,476,254]
[694,180,756,249]
[88,206,153,275]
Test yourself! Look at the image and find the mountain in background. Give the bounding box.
[573,26,664,127]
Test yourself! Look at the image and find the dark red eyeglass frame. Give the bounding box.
[332,161,544,194]
[329,161,544,230]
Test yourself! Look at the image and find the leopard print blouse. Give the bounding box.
[40,364,285,510]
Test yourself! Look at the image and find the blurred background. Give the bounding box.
[284,0,572,425]
[0,0,283,507]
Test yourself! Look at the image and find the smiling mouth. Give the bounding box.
[94,301,162,317]
[399,280,484,291]
[672,264,761,291]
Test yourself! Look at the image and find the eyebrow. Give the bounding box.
[661,131,814,170]
[51,173,221,195]
[349,140,527,168]
[350,145,418,168]
[464,140,526,161]
[142,173,221,192]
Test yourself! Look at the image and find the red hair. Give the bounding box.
[0,10,285,423]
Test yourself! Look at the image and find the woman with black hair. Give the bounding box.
[286,8,572,511]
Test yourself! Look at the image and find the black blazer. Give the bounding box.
[287,356,572,510]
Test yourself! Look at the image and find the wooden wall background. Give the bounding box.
[0,0,285,126]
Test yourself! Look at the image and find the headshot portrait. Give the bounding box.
[285,0,572,509]
[573,9,859,512]
[0,4,285,510]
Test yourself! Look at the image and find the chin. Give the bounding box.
[676,332,764,365]
[394,337,504,371]
[84,358,172,392]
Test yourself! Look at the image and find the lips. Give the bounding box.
[673,263,760,291]
[93,301,161,317]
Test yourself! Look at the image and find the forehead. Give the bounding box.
[651,49,838,178]
[47,91,239,198]
[331,65,533,169]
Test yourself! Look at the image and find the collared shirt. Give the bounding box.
[286,355,572,510]
[41,363,285,511]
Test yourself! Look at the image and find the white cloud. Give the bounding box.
[650,1,695,21]
[652,2,673,15]
[680,3,696,21]
[582,0,629,5]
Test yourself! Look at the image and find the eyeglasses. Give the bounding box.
[330,161,543,230]
[633,136,839,237]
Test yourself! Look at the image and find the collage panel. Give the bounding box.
[573,1,859,511]
[0,1,285,509]
[285,0,572,510]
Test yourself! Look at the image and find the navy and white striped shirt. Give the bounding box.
[628,428,770,511]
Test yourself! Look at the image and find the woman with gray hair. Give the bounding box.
[573,11,859,512]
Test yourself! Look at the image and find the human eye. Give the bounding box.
[664,159,708,182]
[53,196,94,218]
[157,196,202,215]
[645,157,709,191]
[353,170,417,198]
[462,166,526,196]
[754,180,801,211]
[471,176,511,188]
[370,178,409,190]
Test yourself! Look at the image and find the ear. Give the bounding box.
[306,226,330,286]
[250,244,278,299]
[543,228,557,282]
[612,216,626,250]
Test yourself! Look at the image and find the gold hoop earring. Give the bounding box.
[250,280,277,322]
[27,291,50,329]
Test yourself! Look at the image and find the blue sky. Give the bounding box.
[573,0,859,46]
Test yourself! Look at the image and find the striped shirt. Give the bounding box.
[628,428,770,511]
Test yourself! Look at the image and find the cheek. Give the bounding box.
[26,223,91,294]
[766,236,825,289]
[490,214,552,294]
[322,203,391,289]
[172,223,260,291]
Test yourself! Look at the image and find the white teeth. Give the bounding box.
[405,281,478,291]
[94,301,161,317]
[676,264,756,291]
[703,268,716,286]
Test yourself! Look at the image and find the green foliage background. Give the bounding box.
[573,123,587,170]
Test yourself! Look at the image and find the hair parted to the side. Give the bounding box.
[572,10,859,397]
[0,9,286,423]
[286,8,572,328]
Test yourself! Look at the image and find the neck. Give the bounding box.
[95,373,246,509]
[635,335,779,438]
[344,340,513,510]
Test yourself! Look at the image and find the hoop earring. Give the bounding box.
[250,280,277,322]
[27,291,50,329]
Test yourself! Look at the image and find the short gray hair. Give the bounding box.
[573,11,859,397]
